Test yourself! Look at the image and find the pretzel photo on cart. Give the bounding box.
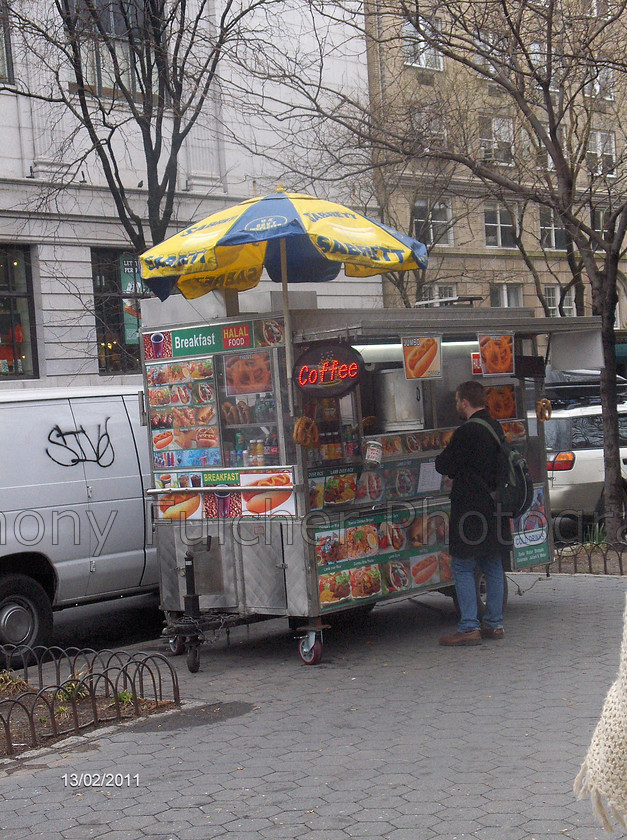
[485,384,517,420]
[224,351,272,395]
[478,334,514,375]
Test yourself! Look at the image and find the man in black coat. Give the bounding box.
[435,380,512,646]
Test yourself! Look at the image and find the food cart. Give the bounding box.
[140,302,601,671]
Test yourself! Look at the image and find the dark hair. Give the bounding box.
[456,380,486,408]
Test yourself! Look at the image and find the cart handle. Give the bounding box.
[147,486,296,495]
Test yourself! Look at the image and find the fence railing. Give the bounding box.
[550,542,625,575]
[0,647,181,757]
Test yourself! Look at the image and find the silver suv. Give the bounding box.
[545,402,627,519]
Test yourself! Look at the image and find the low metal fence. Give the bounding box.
[0,647,181,757]
[551,542,625,575]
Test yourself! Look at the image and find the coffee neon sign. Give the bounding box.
[293,344,364,397]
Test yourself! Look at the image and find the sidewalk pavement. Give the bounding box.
[1,572,626,840]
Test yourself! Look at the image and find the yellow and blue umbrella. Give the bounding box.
[139,190,428,300]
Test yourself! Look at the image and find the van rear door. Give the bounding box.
[68,395,146,596]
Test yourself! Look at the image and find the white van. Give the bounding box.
[0,386,158,649]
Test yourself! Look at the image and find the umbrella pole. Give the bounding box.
[280,238,295,416]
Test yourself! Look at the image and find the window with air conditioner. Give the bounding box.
[479,117,513,164]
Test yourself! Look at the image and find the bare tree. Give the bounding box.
[4,0,284,252]
[261,0,627,538]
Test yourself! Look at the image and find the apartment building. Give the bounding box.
[364,0,625,322]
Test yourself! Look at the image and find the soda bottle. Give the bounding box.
[256,439,265,466]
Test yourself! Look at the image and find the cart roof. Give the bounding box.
[290,308,601,343]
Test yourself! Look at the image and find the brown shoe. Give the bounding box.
[480,625,504,640]
[439,629,482,646]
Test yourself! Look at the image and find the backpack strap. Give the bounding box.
[467,416,502,447]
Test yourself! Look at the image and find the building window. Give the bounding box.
[587,129,616,175]
[544,285,576,317]
[479,116,514,164]
[92,249,151,374]
[0,246,37,378]
[490,283,523,308]
[72,0,140,99]
[420,283,457,306]
[540,209,567,250]
[414,199,453,246]
[0,2,12,83]
[585,66,614,101]
[484,202,516,247]
[403,18,443,71]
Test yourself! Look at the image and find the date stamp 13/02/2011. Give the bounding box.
[62,772,140,788]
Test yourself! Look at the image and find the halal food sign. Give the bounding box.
[294,344,364,398]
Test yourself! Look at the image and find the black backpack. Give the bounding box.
[468,417,534,518]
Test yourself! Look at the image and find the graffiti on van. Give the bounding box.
[46,418,115,468]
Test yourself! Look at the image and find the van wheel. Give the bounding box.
[0,575,53,653]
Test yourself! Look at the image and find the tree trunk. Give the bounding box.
[599,308,624,543]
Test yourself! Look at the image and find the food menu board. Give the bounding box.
[316,502,453,610]
[147,357,221,480]
[155,467,296,520]
[309,458,446,511]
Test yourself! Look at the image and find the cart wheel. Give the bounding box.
[168,635,186,656]
[298,636,323,665]
[186,645,200,673]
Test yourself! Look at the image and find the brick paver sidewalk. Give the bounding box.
[1,572,625,840]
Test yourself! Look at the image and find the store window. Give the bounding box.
[92,249,151,374]
[490,283,523,308]
[414,199,453,246]
[484,202,516,247]
[540,209,567,250]
[544,285,576,317]
[0,246,37,378]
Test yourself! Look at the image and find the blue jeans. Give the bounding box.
[452,554,504,633]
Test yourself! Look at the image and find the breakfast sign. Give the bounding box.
[143,317,285,361]
[156,467,297,520]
